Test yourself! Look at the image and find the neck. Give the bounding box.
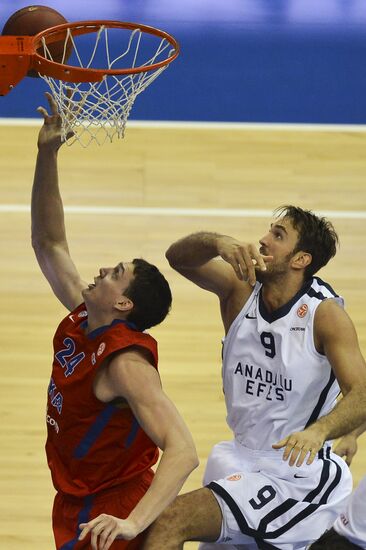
[261,275,306,312]
[84,306,126,334]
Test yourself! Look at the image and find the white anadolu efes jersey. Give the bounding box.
[222,276,342,451]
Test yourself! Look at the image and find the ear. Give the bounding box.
[114,296,134,313]
[291,251,312,271]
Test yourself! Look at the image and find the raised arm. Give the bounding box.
[79,350,199,548]
[166,231,272,299]
[31,93,86,311]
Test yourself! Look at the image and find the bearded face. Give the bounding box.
[255,250,295,283]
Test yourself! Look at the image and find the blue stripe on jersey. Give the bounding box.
[73,404,118,459]
[59,494,94,549]
[81,318,138,340]
[307,287,328,301]
[313,277,339,298]
[125,416,140,448]
[304,371,337,429]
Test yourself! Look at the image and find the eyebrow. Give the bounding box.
[271,223,288,235]
[114,262,124,275]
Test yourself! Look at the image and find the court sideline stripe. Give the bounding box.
[1,118,366,132]
[1,204,366,219]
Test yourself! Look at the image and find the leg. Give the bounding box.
[142,488,222,550]
[309,527,362,550]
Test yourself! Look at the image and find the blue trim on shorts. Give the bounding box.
[304,448,330,502]
[73,404,118,459]
[319,448,342,505]
[207,447,342,543]
[59,495,94,549]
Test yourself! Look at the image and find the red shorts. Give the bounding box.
[52,469,154,549]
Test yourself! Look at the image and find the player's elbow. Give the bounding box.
[165,243,179,268]
[31,231,55,252]
[170,437,199,474]
[31,235,49,258]
[183,445,199,475]
[189,444,200,470]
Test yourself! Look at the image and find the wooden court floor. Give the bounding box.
[0,123,365,549]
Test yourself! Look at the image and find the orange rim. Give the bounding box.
[30,20,180,82]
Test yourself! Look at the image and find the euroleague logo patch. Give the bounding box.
[297,304,308,318]
[227,474,242,481]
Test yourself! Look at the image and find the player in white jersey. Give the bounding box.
[143,206,366,550]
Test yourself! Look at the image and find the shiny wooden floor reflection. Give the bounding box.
[0,123,365,549]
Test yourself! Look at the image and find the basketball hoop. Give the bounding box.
[0,20,180,146]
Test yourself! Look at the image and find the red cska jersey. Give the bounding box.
[46,303,159,497]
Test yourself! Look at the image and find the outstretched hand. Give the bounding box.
[37,92,73,151]
[216,235,273,286]
[79,514,139,550]
[272,425,327,467]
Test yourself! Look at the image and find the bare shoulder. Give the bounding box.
[314,298,359,355]
[314,298,366,394]
[94,347,159,403]
[106,348,160,395]
[315,298,352,330]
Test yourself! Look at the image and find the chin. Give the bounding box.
[81,289,91,303]
[255,270,267,283]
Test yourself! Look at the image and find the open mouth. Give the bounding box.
[88,283,96,289]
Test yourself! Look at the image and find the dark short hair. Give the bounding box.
[124,258,172,331]
[309,527,362,549]
[274,205,339,279]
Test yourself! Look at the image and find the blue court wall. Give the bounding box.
[0,0,366,124]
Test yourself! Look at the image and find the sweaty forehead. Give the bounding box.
[123,262,135,277]
[274,216,296,231]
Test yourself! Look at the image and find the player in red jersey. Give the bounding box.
[32,93,198,550]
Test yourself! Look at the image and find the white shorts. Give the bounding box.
[200,439,352,550]
[334,475,366,548]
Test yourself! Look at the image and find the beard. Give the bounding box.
[255,253,293,284]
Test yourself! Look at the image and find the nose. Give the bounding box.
[99,268,106,277]
[259,233,271,252]
[259,235,267,246]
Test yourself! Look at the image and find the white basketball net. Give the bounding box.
[38,25,176,146]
